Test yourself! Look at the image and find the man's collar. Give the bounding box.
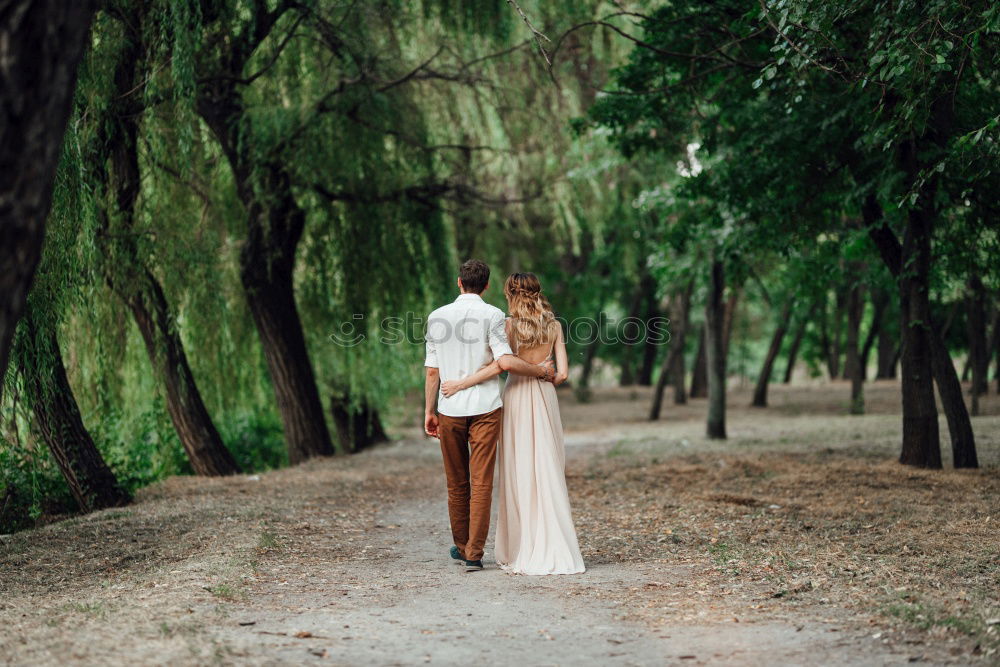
[455,293,484,302]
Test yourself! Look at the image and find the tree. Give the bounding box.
[966,277,988,415]
[89,5,240,476]
[844,284,865,414]
[7,115,132,512]
[705,259,727,439]
[752,300,793,408]
[689,328,707,399]
[187,1,335,464]
[583,0,996,467]
[866,200,978,469]
[650,282,692,420]
[0,2,98,390]
[17,309,131,511]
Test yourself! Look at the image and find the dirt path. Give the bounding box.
[2,382,995,665]
[209,445,916,666]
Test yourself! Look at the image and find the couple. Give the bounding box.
[423,259,585,575]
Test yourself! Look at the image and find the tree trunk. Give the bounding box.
[989,307,1000,394]
[722,289,739,358]
[198,82,335,464]
[127,274,241,475]
[705,260,727,439]
[939,301,960,341]
[896,207,940,467]
[967,277,988,416]
[619,275,652,386]
[865,185,941,467]
[671,342,687,404]
[637,291,661,386]
[866,192,975,469]
[331,395,389,453]
[689,326,707,398]
[637,342,658,386]
[0,1,97,390]
[876,331,898,379]
[241,236,335,463]
[650,282,691,420]
[751,300,793,407]
[861,287,888,381]
[100,23,239,476]
[829,292,845,379]
[22,312,131,511]
[619,358,635,386]
[845,284,865,414]
[783,315,808,384]
[929,321,978,468]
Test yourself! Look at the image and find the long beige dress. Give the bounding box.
[495,347,585,575]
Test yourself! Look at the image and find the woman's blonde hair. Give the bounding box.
[504,272,556,349]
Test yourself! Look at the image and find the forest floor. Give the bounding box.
[1,381,999,666]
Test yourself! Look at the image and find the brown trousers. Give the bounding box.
[437,407,502,562]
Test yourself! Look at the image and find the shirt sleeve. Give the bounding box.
[488,312,513,359]
[424,329,439,368]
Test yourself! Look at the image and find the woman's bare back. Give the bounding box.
[505,318,556,364]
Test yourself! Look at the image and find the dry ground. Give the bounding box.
[1,380,998,665]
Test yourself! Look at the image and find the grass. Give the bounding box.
[204,584,241,600]
[257,529,281,551]
[883,599,981,636]
[63,601,107,618]
[606,441,630,458]
[708,541,734,566]
[572,448,1000,653]
[564,383,1000,659]
[0,382,996,663]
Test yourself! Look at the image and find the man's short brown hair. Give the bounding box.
[458,259,490,294]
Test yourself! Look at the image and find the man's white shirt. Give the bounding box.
[424,293,513,417]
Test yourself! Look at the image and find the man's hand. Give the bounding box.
[424,411,439,439]
[424,367,440,438]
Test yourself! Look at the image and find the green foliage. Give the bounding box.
[5,0,997,529]
[95,399,191,491]
[219,412,288,472]
[0,438,77,531]
[5,0,644,527]
[586,0,999,384]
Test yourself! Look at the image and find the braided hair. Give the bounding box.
[504,272,556,349]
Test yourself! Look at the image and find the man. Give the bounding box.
[424,259,554,572]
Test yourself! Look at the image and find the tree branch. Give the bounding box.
[505,0,551,66]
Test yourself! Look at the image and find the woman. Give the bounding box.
[441,273,585,575]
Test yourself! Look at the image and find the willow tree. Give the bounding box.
[15,308,131,511]
[173,0,337,463]
[170,0,540,460]
[0,2,98,389]
[82,4,241,475]
[7,128,131,512]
